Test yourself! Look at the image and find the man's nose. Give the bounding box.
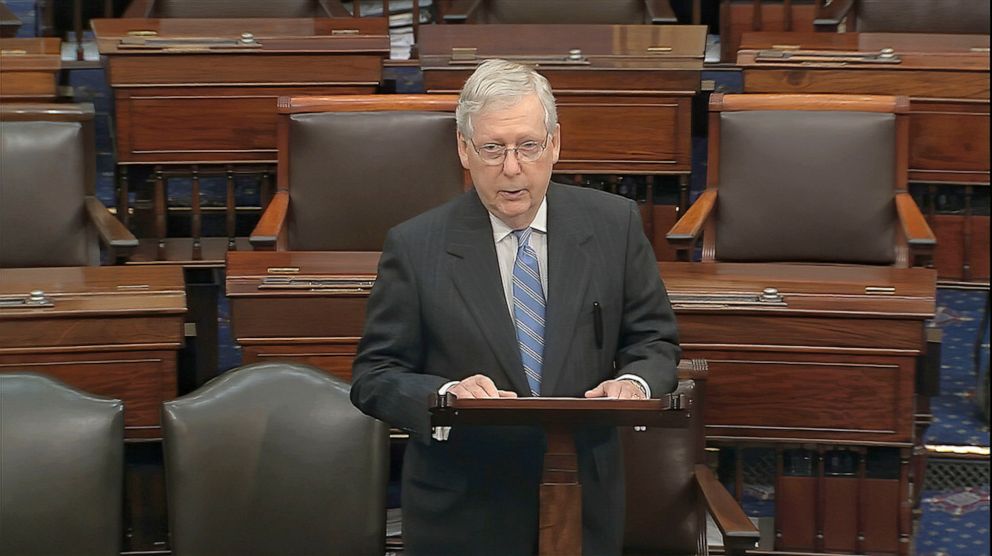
[501,149,523,175]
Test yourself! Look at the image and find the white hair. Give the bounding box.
[455,59,558,140]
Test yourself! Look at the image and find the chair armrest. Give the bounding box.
[318,0,353,17]
[85,197,138,258]
[895,192,936,247]
[442,0,482,23]
[666,189,717,247]
[695,464,759,556]
[895,192,936,267]
[250,190,290,249]
[645,0,678,24]
[121,0,155,18]
[814,0,855,30]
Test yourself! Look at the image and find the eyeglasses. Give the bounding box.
[468,135,550,166]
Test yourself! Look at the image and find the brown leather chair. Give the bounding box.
[815,0,990,34]
[250,95,465,251]
[0,373,124,556]
[122,0,347,18]
[162,362,390,556]
[623,366,759,556]
[442,0,677,24]
[0,103,136,267]
[667,94,935,266]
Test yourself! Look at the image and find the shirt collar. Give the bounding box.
[490,196,548,243]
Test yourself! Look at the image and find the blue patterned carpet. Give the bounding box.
[918,487,990,556]
[929,290,990,448]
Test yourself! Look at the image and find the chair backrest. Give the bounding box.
[279,95,464,251]
[0,103,98,267]
[856,0,990,34]
[623,376,707,555]
[0,373,124,556]
[162,362,389,556]
[469,0,650,23]
[707,94,908,265]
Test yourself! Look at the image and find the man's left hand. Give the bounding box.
[584,379,646,399]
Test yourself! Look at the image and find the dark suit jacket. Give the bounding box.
[351,182,680,555]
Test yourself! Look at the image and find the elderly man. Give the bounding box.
[351,59,680,555]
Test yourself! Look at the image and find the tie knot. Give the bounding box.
[513,227,533,251]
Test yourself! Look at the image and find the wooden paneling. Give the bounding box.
[647,204,680,261]
[0,265,186,439]
[862,478,902,553]
[556,97,690,173]
[241,344,358,383]
[720,1,820,62]
[687,354,915,444]
[0,38,61,100]
[776,475,817,550]
[737,32,991,185]
[419,24,705,176]
[105,53,382,86]
[92,18,389,165]
[823,477,859,552]
[0,351,177,438]
[931,214,991,282]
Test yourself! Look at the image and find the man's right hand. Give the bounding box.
[448,374,518,399]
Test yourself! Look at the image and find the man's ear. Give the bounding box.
[550,123,561,165]
[456,131,471,170]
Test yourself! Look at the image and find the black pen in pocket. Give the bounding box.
[592,301,603,349]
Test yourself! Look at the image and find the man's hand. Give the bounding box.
[584,379,647,400]
[449,374,518,399]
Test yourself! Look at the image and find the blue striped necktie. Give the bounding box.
[512,227,545,397]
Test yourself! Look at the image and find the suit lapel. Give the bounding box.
[541,184,593,396]
[446,192,531,395]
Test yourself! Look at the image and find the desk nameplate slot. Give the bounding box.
[259,276,374,292]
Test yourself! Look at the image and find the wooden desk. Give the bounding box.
[420,24,705,176]
[737,31,990,282]
[227,250,378,380]
[92,17,389,165]
[419,24,706,260]
[665,262,935,555]
[662,262,935,445]
[90,17,389,264]
[0,38,61,101]
[228,251,935,555]
[0,265,186,439]
[228,251,934,445]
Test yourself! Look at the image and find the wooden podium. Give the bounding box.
[736,31,991,282]
[429,370,758,556]
[430,394,688,556]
